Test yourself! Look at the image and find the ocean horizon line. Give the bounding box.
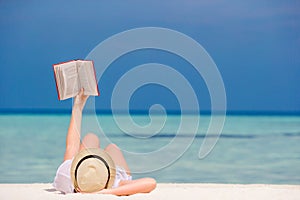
[0,108,300,116]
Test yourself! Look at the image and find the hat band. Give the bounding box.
[74,154,111,191]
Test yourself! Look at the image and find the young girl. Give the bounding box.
[53,89,156,195]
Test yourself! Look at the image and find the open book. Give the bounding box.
[53,60,99,100]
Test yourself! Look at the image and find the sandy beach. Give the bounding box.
[0,183,299,200]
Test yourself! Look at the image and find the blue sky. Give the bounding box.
[0,0,299,112]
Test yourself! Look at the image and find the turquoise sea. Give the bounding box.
[0,113,299,184]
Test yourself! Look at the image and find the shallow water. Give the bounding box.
[0,114,299,184]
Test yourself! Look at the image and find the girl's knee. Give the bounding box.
[81,133,100,148]
[83,133,99,141]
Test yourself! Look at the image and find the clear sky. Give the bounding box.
[0,0,299,112]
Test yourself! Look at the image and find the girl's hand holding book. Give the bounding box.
[73,88,89,111]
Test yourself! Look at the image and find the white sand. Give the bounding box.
[0,183,299,200]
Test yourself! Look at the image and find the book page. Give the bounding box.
[77,61,98,96]
[60,61,80,99]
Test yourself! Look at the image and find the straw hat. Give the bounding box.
[70,148,116,193]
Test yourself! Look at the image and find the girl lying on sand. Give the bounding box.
[53,89,156,195]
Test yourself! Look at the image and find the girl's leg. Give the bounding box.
[105,144,131,175]
[79,133,100,151]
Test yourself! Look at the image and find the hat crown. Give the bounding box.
[76,157,109,191]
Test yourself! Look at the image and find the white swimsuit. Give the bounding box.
[53,159,132,194]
